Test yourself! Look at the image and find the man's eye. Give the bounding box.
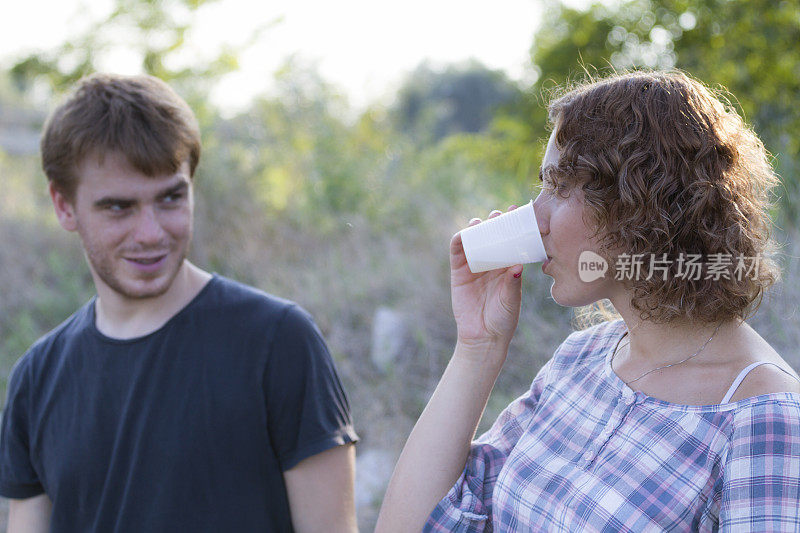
[107,203,128,212]
[163,193,183,203]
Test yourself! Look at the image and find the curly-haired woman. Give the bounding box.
[376,71,800,532]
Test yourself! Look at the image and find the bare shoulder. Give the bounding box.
[727,323,800,402]
[730,362,800,402]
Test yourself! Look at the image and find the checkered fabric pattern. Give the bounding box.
[424,319,800,532]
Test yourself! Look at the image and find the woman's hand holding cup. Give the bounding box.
[451,206,524,367]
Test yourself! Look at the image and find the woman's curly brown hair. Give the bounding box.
[546,70,781,324]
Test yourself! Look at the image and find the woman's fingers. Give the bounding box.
[454,206,516,268]
[450,230,464,253]
[450,231,469,271]
[454,218,481,258]
[466,206,512,228]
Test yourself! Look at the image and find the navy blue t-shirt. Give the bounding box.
[0,274,358,532]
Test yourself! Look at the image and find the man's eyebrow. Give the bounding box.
[158,181,188,198]
[93,196,136,209]
[92,179,189,208]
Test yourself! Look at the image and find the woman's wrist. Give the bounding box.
[454,337,510,371]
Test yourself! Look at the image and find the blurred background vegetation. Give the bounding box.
[1,0,799,529]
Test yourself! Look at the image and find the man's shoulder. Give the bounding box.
[202,274,293,310]
[11,300,95,381]
[198,274,308,328]
[32,300,93,351]
[193,275,325,356]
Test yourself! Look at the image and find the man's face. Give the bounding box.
[52,152,194,300]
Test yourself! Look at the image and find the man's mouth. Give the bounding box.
[126,254,167,265]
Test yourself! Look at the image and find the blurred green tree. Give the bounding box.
[392,61,523,144]
[198,62,397,229]
[6,0,273,120]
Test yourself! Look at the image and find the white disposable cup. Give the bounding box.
[460,200,548,273]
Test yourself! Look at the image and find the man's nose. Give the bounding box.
[132,206,167,245]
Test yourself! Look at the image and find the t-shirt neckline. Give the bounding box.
[87,273,219,345]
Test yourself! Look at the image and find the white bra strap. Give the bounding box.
[721,361,800,404]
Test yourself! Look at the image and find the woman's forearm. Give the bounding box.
[375,340,508,532]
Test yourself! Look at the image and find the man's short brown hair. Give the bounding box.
[41,73,201,201]
[546,70,781,324]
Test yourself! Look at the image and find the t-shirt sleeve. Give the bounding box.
[264,305,358,472]
[719,400,800,531]
[0,356,45,498]
[424,356,554,532]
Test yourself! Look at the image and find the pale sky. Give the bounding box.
[0,0,592,113]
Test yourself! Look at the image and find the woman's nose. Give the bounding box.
[533,191,549,235]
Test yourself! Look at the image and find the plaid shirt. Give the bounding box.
[425,319,800,532]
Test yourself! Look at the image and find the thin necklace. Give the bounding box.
[612,322,723,386]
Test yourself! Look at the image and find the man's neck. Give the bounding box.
[94,261,213,339]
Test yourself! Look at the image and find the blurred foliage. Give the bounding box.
[392,61,523,144]
[7,0,273,122]
[11,0,227,87]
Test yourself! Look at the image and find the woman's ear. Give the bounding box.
[49,182,78,232]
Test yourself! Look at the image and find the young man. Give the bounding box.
[0,73,359,532]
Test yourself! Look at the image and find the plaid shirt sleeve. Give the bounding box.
[423,357,554,532]
[719,399,800,531]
